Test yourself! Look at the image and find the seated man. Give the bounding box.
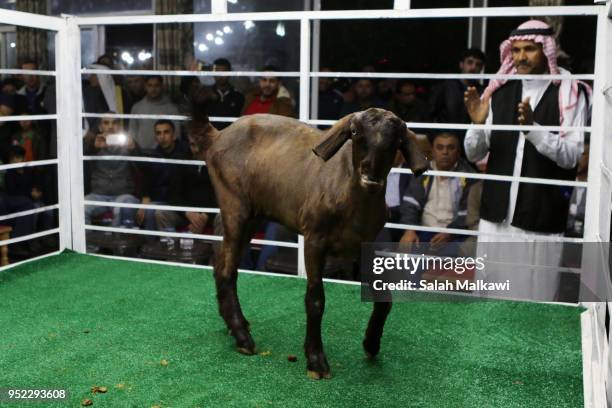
[155,159,217,235]
[128,76,180,154]
[340,78,385,116]
[83,114,139,226]
[207,58,245,130]
[4,145,52,232]
[399,132,475,246]
[317,68,344,124]
[137,120,191,231]
[388,80,430,124]
[242,66,295,118]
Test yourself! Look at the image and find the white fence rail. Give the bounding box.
[0,3,608,406]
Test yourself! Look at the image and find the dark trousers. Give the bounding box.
[0,193,36,238]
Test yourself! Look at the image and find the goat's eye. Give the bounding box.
[351,129,357,136]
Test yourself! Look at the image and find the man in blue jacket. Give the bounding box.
[399,132,475,246]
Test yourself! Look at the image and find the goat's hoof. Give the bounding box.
[306,351,330,379]
[234,330,256,355]
[237,346,256,355]
[307,370,331,380]
[363,337,381,358]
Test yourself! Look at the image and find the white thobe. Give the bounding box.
[463,73,587,300]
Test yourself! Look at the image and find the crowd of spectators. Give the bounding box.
[0,39,592,273]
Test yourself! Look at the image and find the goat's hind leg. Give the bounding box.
[214,211,256,355]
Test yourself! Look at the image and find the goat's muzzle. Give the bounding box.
[359,174,385,192]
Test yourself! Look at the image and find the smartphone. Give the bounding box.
[106,133,127,146]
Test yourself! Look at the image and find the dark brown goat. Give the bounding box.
[189,108,428,379]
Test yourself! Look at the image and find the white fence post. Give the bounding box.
[581,3,612,408]
[297,17,311,278]
[56,16,86,252]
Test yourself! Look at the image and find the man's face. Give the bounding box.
[0,104,14,117]
[432,135,460,171]
[214,63,230,87]
[127,76,145,96]
[511,40,547,75]
[21,62,40,89]
[459,56,484,74]
[155,123,176,150]
[98,117,119,134]
[146,79,163,99]
[9,155,24,164]
[0,104,12,127]
[2,83,16,95]
[355,79,374,102]
[259,77,280,98]
[19,118,32,129]
[396,83,416,106]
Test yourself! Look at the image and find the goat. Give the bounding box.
[189,107,428,379]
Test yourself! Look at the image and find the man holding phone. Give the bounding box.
[83,113,140,226]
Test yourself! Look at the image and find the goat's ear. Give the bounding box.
[399,125,429,177]
[313,114,353,161]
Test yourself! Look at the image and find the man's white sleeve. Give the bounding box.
[523,91,587,169]
[464,105,492,163]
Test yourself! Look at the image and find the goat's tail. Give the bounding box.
[188,86,220,152]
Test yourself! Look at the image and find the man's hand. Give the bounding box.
[430,232,451,249]
[94,134,107,149]
[400,230,419,245]
[136,197,151,226]
[185,211,208,233]
[464,86,490,125]
[125,135,136,150]
[517,97,534,125]
[31,187,42,201]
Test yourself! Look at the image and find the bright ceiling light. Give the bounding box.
[244,20,255,30]
[276,22,285,37]
[216,30,223,36]
[198,43,208,52]
[223,25,232,34]
[214,37,224,45]
[206,33,214,41]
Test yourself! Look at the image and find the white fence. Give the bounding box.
[0,2,609,406]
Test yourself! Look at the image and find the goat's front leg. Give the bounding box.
[304,239,330,379]
[363,302,392,358]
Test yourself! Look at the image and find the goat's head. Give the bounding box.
[313,108,429,193]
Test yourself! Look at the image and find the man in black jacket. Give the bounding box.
[155,161,216,234]
[428,48,485,150]
[207,58,244,130]
[137,120,191,231]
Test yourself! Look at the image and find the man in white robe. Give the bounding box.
[463,20,590,300]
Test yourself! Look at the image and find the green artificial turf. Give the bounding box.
[0,251,583,407]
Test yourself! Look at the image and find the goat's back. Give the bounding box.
[205,114,353,231]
